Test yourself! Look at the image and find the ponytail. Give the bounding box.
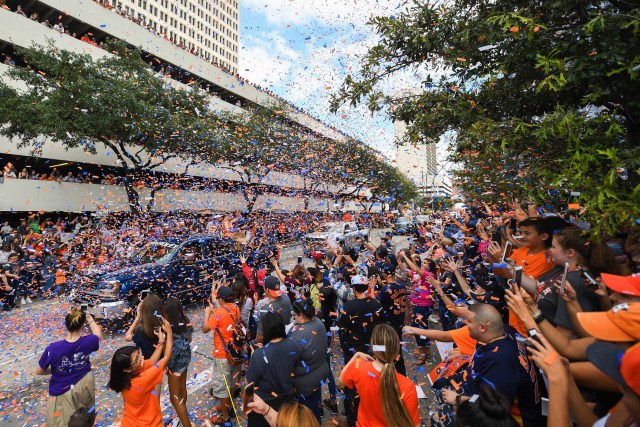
[371,324,414,427]
[555,228,620,276]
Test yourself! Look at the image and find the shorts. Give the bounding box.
[46,371,95,427]
[210,357,240,398]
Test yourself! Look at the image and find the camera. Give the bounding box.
[140,289,150,300]
[80,303,88,312]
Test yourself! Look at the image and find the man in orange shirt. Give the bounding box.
[202,286,241,425]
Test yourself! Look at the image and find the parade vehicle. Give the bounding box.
[392,216,417,235]
[303,221,369,256]
[72,235,277,327]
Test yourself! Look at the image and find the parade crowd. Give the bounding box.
[2,203,640,427]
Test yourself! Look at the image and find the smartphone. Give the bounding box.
[140,289,150,300]
[525,328,542,348]
[243,382,255,413]
[559,262,570,294]
[576,266,598,289]
[509,218,517,230]
[491,230,502,243]
[80,303,88,312]
[297,256,303,265]
[500,241,512,263]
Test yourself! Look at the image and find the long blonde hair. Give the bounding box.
[371,324,414,427]
[276,401,320,427]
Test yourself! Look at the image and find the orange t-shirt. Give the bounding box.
[449,325,478,356]
[509,246,554,335]
[207,304,239,359]
[120,359,165,427]
[509,246,554,279]
[342,360,420,427]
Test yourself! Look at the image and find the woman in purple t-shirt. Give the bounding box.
[36,308,102,427]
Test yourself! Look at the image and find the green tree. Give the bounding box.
[205,103,316,212]
[0,40,216,214]
[331,0,640,235]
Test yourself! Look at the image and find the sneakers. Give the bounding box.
[323,398,339,415]
[26,297,33,304]
[20,298,26,305]
[428,314,440,324]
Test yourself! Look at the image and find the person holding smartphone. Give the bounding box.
[125,292,165,401]
[36,308,102,427]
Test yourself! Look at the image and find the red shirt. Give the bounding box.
[342,360,420,426]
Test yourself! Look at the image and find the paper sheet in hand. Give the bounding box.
[435,341,454,360]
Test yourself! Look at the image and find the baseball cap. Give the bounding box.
[380,263,396,276]
[217,286,234,302]
[577,303,640,342]
[601,273,640,297]
[587,341,640,395]
[264,276,282,297]
[311,251,324,261]
[351,275,368,286]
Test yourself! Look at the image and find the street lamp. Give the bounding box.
[430,160,452,212]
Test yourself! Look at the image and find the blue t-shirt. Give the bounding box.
[38,334,100,396]
[465,327,544,427]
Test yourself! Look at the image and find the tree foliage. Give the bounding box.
[0,40,214,213]
[331,0,640,235]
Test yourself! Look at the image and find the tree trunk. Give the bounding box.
[145,187,158,213]
[122,175,143,215]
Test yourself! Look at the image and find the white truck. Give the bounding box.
[303,222,369,256]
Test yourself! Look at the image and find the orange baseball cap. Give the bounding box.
[577,303,640,342]
[601,273,640,297]
[587,341,640,395]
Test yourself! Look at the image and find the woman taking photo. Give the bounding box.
[108,317,173,427]
[246,312,302,427]
[165,297,193,427]
[125,293,165,399]
[288,299,329,421]
[338,323,420,427]
[36,308,102,427]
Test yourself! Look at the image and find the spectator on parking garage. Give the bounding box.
[36,308,102,427]
[16,5,27,17]
[29,12,40,21]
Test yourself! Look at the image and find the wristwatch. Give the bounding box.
[455,394,463,406]
[532,310,544,324]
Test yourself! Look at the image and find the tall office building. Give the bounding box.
[0,0,353,213]
[394,119,438,188]
[113,0,239,74]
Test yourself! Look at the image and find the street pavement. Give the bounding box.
[0,231,437,426]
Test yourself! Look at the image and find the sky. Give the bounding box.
[238,0,417,161]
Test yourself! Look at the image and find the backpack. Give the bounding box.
[215,305,251,365]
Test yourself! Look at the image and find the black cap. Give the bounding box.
[586,341,626,387]
[264,276,281,290]
[381,263,396,276]
[217,286,234,302]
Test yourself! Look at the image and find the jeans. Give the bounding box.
[412,305,434,347]
[297,387,323,423]
[439,301,456,332]
[325,338,337,399]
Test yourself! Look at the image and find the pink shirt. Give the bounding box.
[409,270,434,307]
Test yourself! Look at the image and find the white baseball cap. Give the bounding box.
[351,275,368,286]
